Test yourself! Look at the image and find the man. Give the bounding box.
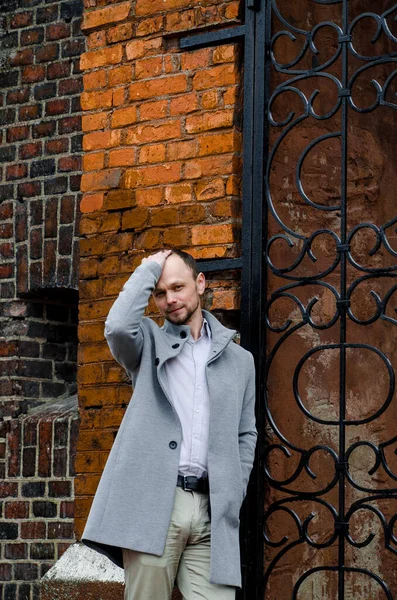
[82,249,257,599]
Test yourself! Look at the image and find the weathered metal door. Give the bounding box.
[239,0,397,598]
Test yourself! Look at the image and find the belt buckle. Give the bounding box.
[182,475,190,491]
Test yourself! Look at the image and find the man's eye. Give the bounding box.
[174,286,182,291]
[155,292,165,297]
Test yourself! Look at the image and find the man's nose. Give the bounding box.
[166,292,176,304]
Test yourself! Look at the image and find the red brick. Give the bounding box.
[83,130,121,151]
[7,126,29,143]
[81,90,113,110]
[36,43,59,63]
[58,156,81,172]
[123,163,181,187]
[10,48,33,67]
[46,23,70,40]
[170,92,198,115]
[7,164,27,180]
[125,37,162,61]
[108,64,133,87]
[10,12,33,28]
[139,99,168,121]
[19,104,41,121]
[81,193,104,214]
[7,88,30,104]
[45,98,70,116]
[136,15,163,37]
[82,153,105,171]
[138,143,166,165]
[186,110,234,133]
[5,501,29,519]
[135,0,193,16]
[111,106,138,128]
[59,78,83,95]
[38,420,52,477]
[108,148,136,167]
[165,183,192,204]
[191,223,235,245]
[47,61,70,79]
[125,120,181,145]
[181,48,211,71]
[20,522,46,539]
[82,112,108,132]
[21,64,45,83]
[45,139,68,155]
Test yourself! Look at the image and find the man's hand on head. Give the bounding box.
[141,250,172,270]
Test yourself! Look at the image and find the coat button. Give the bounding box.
[172,343,179,349]
[180,331,187,339]
[154,358,159,366]
[169,441,177,450]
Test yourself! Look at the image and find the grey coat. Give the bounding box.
[82,260,257,587]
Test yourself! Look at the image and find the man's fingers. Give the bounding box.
[141,250,172,267]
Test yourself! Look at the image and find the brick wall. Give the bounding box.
[76,0,244,534]
[0,0,85,418]
[0,397,78,600]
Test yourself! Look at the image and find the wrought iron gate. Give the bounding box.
[239,0,397,598]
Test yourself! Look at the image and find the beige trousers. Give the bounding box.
[123,486,236,600]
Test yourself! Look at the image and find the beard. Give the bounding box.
[165,298,200,326]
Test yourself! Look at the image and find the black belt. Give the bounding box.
[177,474,209,494]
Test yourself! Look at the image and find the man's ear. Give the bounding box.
[196,272,206,295]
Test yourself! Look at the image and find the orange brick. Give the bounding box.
[198,131,238,156]
[81,90,113,111]
[75,451,107,473]
[181,48,211,71]
[122,207,149,230]
[151,206,179,226]
[124,163,181,187]
[75,474,101,496]
[169,92,198,116]
[105,189,135,210]
[87,30,106,50]
[129,75,187,101]
[193,64,238,91]
[103,276,129,297]
[139,99,168,121]
[210,198,240,218]
[134,228,163,250]
[113,87,126,106]
[212,289,240,310]
[163,226,189,246]
[164,54,180,74]
[108,65,133,87]
[165,8,194,32]
[81,169,122,192]
[184,155,234,179]
[165,183,192,204]
[78,322,106,343]
[139,143,166,164]
[186,109,234,133]
[79,279,103,300]
[83,130,121,151]
[213,44,236,64]
[136,0,193,16]
[126,37,162,61]
[80,257,99,279]
[179,204,206,223]
[136,15,163,36]
[135,56,163,80]
[223,86,238,106]
[201,90,219,110]
[125,120,181,145]
[79,298,115,320]
[82,152,105,171]
[136,187,163,207]
[167,139,197,161]
[226,174,240,195]
[80,45,123,70]
[83,69,107,90]
[82,112,108,132]
[189,246,227,259]
[79,342,112,364]
[78,430,115,452]
[80,192,104,213]
[82,2,131,31]
[108,148,136,167]
[111,106,138,128]
[191,223,235,245]
[107,22,133,44]
[225,1,240,19]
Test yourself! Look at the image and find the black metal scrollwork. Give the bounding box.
[264,1,397,597]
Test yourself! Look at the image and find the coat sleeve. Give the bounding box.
[104,260,162,374]
[239,353,257,497]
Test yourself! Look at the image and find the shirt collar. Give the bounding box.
[187,318,211,344]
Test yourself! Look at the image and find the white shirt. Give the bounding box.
[164,319,211,478]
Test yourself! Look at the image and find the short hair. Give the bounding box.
[170,249,199,279]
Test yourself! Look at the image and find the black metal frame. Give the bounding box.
[182,1,397,598]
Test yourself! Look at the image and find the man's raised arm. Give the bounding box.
[104,250,171,374]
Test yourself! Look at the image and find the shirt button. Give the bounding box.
[169,441,178,450]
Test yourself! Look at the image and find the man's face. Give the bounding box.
[153,254,205,326]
